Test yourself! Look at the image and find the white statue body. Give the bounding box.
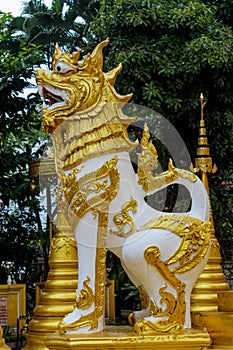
[36,40,211,335]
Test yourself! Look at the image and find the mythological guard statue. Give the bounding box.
[36,39,211,339]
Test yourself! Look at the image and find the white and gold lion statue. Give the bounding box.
[36,39,211,335]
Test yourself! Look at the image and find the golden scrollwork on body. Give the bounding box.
[134,245,186,334]
[61,157,120,228]
[140,214,211,274]
[75,276,95,310]
[111,197,138,237]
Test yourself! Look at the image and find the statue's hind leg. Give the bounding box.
[121,229,184,331]
[121,225,210,334]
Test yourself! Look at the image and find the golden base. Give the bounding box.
[191,241,230,313]
[192,290,233,348]
[22,316,66,350]
[192,312,233,347]
[23,332,50,350]
[46,326,211,350]
[210,347,233,350]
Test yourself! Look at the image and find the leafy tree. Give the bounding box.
[9,0,100,65]
[88,0,233,246]
[0,1,101,287]
[0,12,48,287]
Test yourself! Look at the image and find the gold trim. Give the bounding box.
[58,212,109,333]
[139,214,211,274]
[138,124,196,192]
[111,197,138,237]
[62,121,137,171]
[138,285,149,310]
[46,325,212,350]
[197,147,210,156]
[61,157,120,229]
[75,276,95,310]
[50,235,77,258]
[198,137,208,145]
[134,246,186,334]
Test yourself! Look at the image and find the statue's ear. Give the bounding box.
[52,42,63,62]
[105,63,122,86]
[90,39,109,69]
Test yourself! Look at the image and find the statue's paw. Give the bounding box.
[58,320,66,335]
[58,307,103,334]
[134,315,182,335]
[128,308,150,326]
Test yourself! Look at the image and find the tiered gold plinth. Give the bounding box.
[23,212,78,350]
[192,290,233,349]
[46,326,211,350]
[191,236,229,313]
[191,94,233,350]
[191,108,229,313]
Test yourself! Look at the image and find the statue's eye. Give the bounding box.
[54,61,73,74]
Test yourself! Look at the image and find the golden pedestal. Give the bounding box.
[191,97,229,313]
[191,237,229,313]
[192,290,233,350]
[46,326,211,350]
[190,98,233,349]
[23,212,78,350]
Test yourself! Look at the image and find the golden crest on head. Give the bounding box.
[36,38,133,135]
[52,39,110,72]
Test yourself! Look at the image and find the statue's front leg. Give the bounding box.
[58,211,107,334]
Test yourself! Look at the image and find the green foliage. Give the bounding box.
[0,13,48,289]
[106,251,140,319]
[10,0,100,65]
[3,325,17,343]
[89,0,233,241]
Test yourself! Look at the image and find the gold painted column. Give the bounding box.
[191,93,229,313]
[23,210,78,350]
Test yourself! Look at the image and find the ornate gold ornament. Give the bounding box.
[75,276,95,310]
[50,235,77,258]
[61,157,120,229]
[138,123,197,192]
[111,197,138,237]
[190,93,217,175]
[140,214,211,274]
[134,246,186,334]
[138,285,149,310]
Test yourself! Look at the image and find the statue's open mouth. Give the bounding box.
[38,85,69,110]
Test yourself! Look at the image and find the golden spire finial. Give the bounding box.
[191,93,217,188]
[200,92,207,121]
